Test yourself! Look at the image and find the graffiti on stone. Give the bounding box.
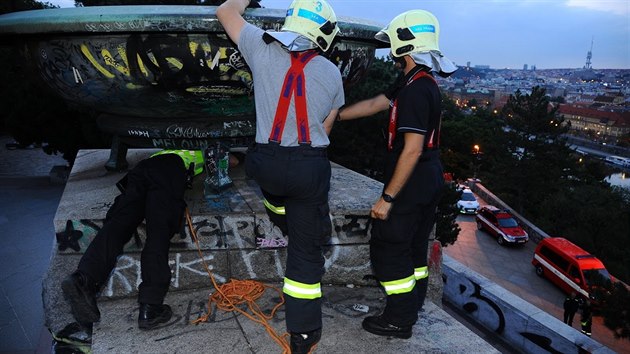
[446,270,572,354]
[101,253,226,297]
[128,129,150,138]
[56,220,83,252]
[333,214,371,239]
[456,277,506,334]
[57,209,374,298]
[29,33,373,121]
[256,237,288,249]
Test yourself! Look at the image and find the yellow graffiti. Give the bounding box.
[81,39,249,89]
[126,83,146,89]
[118,46,149,77]
[234,70,252,84]
[136,54,148,76]
[166,58,183,70]
[81,44,115,79]
[101,47,129,76]
[190,41,226,69]
[189,41,199,56]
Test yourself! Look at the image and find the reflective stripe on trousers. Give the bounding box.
[414,266,429,280]
[283,277,322,300]
[380,274,416,296]
[263,198,286,215]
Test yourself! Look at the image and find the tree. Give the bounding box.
[440,97,506,182]
[0,0,54,14]
[601,282,630,339]
[435,183,461,246]
[502,86,566,140]
[484,86,572,215]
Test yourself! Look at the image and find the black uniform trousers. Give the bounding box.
[370,154,443,327]
[78,154,187,305]
[245,143,331,333]
[370,203,438,326]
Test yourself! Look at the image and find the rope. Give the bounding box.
[185,208,292,353]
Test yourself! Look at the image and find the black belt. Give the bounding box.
[250,143,328,157]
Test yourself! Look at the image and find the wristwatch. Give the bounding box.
[382,193,395,203]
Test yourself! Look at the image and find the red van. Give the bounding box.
[532,237,613,305]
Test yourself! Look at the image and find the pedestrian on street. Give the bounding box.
[337,9,456,339]
[581,299,593,336]
[563,292,580,326]
[216,0,344,352]
[62,150,204,330]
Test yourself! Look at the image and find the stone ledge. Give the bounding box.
[442,255,614,354]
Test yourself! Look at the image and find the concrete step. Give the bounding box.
[87,286,499,353]
[44,149,443,335]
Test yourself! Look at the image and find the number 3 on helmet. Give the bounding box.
[281,0,340,51]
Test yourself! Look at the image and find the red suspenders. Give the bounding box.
[387,70,438,151]
[269,50,319,145]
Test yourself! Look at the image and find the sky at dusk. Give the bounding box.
[47,0,629,70]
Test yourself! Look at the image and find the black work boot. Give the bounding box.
[362,314,412,339]
[61,271,101,324]
[290,328,321,354]
[138,303,172,330]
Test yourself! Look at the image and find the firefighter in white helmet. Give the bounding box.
[217,0,344,352]
[337,9,456,339]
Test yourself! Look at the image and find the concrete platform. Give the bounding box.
[44,149,444,340]
[90,286,500,354]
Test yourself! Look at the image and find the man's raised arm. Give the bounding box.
[216,0,250,45]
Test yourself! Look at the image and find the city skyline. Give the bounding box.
[45,0,630,70]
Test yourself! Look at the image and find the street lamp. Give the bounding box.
[472,145,482,181]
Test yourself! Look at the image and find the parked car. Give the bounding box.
[532,237,613,306]
[456,188,480,214]
[475,206,529,245]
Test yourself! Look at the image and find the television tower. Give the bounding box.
[584,38,593,69]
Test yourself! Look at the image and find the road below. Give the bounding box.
[443,201,628,353]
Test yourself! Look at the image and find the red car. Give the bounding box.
[475,206,529,245]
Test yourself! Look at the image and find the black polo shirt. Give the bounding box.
[383,66,443,213]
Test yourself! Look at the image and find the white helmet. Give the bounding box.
[376,10,456,76]
[269,0,340,52]
[376,9,441,57]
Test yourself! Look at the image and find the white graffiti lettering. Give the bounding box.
[166,124,213,139]
[64,212,374,298]
[128,129,150,138]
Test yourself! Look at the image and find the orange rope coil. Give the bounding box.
[185,209,291,353]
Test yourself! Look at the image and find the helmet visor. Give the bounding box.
[375,29,390,43]
[267,31,302,47]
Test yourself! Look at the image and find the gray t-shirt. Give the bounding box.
[238,23,344,147]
